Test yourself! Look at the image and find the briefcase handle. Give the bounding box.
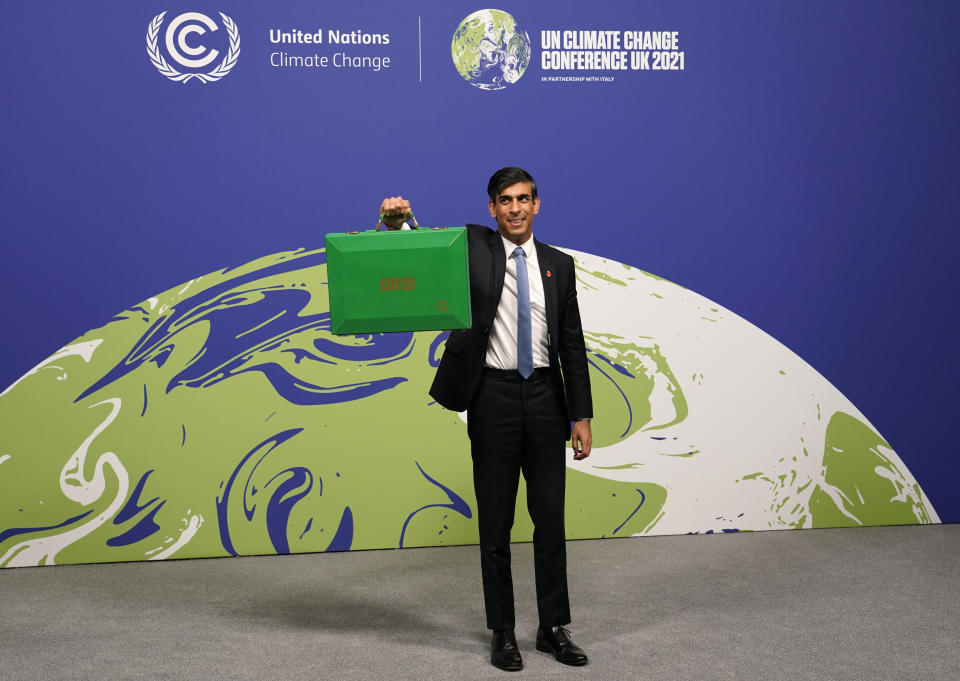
[375,211,420,231]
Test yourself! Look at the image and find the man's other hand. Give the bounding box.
[571,420,592,460]
[379,196,412,229]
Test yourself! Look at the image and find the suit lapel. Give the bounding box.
[490,230,507,320]
[535,239,558,352]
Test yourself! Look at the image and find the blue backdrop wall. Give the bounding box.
[1,1,957,565]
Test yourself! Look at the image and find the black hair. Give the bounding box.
[487,167,538,201]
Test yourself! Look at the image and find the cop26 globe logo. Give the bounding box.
[452,9,531,90]
[147,11,240,83]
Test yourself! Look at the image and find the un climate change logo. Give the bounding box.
[147,11,240,83]
[452,9,530,91]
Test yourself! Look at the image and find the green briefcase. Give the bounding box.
[325,227,472,334]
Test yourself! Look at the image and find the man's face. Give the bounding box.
[489,181,540,245]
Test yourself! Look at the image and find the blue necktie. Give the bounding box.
[513,247,533,379]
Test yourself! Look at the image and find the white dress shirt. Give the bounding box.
[485,235,550,370]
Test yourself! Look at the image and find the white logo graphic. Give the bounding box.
[147,11,240,83]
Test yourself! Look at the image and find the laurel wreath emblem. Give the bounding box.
[146,11,240,83]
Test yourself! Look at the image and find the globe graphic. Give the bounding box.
[0,243,939,567]
[451,9,531,90]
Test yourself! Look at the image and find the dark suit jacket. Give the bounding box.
[429,224,593,436]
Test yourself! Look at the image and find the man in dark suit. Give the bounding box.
[380,167,593,671]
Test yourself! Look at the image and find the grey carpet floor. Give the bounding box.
[1,525,958,681]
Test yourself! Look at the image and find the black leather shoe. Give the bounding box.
[536,625,589,666]
[491,629,523,671]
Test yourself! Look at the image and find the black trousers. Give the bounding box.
[467,367,571,630]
